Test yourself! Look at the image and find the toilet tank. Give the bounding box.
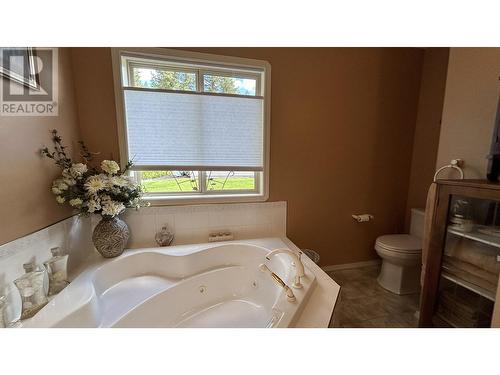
[410,208,425,238]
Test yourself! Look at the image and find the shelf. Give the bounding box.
[441,271,496,302]
[447,227,500,250]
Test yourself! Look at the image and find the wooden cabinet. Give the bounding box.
[419,179,500,328]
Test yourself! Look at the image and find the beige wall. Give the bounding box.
[405,48,449,229]
[71,47,424,266]
[71,48,120,163]
[0,48,81,245]
[436,48,500,179]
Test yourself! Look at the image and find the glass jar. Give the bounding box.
[43,247,69,295]
[449,198,474,232]
[451,199,473,219]
[14,263,48,320]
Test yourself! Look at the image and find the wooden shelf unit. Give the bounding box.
[419,179,500,328]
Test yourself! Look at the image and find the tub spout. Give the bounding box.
[265,248,305,289]
[259,264,296,302]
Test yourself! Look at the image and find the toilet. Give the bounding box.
[375,208,424,295]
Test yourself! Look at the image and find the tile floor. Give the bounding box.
[328,265,420,328]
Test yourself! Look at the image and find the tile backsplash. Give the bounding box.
[99,201,287,248]
[0,201,286,325]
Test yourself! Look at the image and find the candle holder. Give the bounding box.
[14,263,48,320]
[44,247,69,295]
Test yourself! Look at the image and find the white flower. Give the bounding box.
[70,163,88,177]
[55,196,65,204]
[101,200,125,217]
[101,160,120,175]
[69,198,83,207]
[87,198,101,213]
[122,175,137,187]
[63,177,76,187]
[58,181,68,191]
[110,176,127,187]
[52,179,68,195]
[53,179,68,191]
[84,175,106,194]
[98,173,111,187]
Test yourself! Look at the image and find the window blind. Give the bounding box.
[123,88,264,171]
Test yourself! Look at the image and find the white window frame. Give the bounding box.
[111,48,271,205]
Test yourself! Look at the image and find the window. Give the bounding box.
[112,48,270,204]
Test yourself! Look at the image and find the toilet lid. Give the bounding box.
[376,234,422,253]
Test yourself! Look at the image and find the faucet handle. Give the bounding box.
[259,264,296,302]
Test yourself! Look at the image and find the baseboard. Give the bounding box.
[322,259,381,273]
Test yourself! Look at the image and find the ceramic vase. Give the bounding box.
[92,216,130,258]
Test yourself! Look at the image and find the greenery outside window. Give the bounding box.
[138,170,257,194]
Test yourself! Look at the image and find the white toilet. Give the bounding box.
[375,208,424,295]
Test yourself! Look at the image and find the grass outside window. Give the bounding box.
[139,171,256,193]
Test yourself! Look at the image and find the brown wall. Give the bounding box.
[71,47,424,266]
[0,48,81,245]
[436,48,500,179]
[71,48,120,163]
[404,48,449,229]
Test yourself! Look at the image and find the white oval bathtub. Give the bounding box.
[22,239,317,328]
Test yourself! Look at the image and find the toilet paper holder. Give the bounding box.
[352,214,374,222]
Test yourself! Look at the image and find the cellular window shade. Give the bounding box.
[123,89,264,171]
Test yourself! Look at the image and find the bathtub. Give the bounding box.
[21,238,318,328]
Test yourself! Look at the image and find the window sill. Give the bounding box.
[145,192,269,206]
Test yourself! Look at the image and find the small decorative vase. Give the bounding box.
[92,215,130,258]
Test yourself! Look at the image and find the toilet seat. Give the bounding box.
[375,234,422,254]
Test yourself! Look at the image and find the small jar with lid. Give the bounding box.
[155,225,174,247]
[14,263,48,320]
[43,247,69,296]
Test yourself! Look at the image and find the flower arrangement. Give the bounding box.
[41,129,148,218]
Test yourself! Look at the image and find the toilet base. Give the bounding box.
[377,261,421,295]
